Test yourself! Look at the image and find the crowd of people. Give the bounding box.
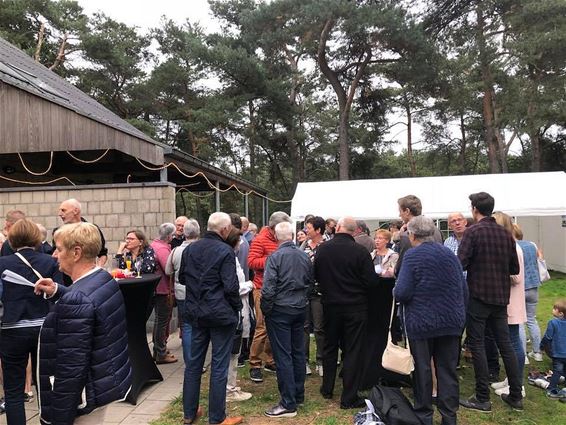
[0,191,564,424]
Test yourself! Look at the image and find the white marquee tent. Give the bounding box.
[291,171,566,272]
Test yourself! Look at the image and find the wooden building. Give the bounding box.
[0,36,266,254]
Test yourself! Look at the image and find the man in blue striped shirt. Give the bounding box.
[444,212,467,256]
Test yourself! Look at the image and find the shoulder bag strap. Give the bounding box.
[14,252,44,280]
[387,297,411,350]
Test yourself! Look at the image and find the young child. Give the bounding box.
[540,299,566,399]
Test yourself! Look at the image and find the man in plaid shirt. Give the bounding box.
[458,192,522,412]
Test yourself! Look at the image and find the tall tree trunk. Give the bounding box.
[458,112,467,174]
[529,128,542,171]
[284,48,304,194]
[405,104,416,177]
[476,6,501,173]
[316,19,371,180]
[526,71,543,171]
[49,32,68,71]
[34,22,45,62]
[248,100,256,183]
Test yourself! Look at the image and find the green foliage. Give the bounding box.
[1,0,565,210]
[0,0,86,74]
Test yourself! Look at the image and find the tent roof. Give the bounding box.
[291,172,566,220]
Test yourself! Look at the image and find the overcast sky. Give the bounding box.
[78,0,219,33]
[75,0,452,154]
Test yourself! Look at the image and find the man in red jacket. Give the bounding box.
[248,211,292,383]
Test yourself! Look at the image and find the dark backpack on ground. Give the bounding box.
[368,385,421,425]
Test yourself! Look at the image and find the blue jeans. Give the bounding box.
[177,300,192,366]
[266,308,306,410]
[183,323,235,424]
[508,324,525,382]
[0,327,39,425]
[549,357,566,390]
[519,288,542,354]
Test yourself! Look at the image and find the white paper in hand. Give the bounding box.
[1,269,36,287]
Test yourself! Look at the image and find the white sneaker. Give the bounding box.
[226,389,252,402]
[524,356,530,365]
[306,364,312,376]
[494,385,526,398]
[528,351,544,362]
[316,365,324,377]
[533,377,550,389]
[491,378,508,390]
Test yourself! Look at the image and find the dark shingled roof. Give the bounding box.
[0,37,267,194]
[0,36,159,146]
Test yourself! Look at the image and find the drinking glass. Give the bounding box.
[134,258,143,278]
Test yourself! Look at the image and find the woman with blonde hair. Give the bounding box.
[34,222,132,424]
[490,212,527,397]
[371,229,399,277]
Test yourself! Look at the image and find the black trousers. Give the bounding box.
[410,335,460,425]
[0,327,40,425]
[320,305,366,406]
[484,321,501,378]
[466,298,522,402]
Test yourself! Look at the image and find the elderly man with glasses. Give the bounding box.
[444,213,468,256]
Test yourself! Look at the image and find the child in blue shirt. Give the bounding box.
[540,299,566,398]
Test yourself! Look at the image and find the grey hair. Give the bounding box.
[269,211,292,228]
[36,223,48,239]
[407,216,436,242]
[337,216,357,234]
[184,218,200,239]
[275,221,293,242]
[158,222,175,240]
[66,198,82,213]
[207,212,231,232]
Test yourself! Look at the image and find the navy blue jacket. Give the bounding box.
[394,242,468,340]
[38,268,131,425]
[0,240,51,256]
[261,241,313,315]
[179,231,242,328]
[0,248,62,329]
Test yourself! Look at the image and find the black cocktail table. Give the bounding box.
[117,273,163,404]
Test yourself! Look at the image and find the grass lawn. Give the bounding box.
[151,273,566,425]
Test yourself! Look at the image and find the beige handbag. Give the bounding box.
[381,299,414,375]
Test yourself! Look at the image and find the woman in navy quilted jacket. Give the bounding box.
[0,219,63,425]
[34,222,132,425]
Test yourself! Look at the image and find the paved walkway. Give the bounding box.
[0,334,185,425]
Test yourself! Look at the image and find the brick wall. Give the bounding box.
[0,182,177,256]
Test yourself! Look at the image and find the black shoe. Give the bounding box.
[459,396,492,412]
[340,398,366,410]
[488,373,500,384]
[250,368,263,383]
[237,360,246,368]
[0,397,5,414]
[264,364,277,373]
[320,387,333,399]
[501,394,523,411]
[264,404,297,418]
